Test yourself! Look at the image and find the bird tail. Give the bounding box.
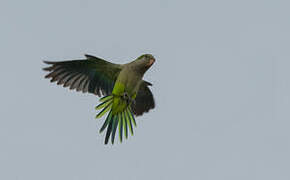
[95,95,136,144]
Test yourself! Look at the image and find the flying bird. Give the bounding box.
[43,54,155,144]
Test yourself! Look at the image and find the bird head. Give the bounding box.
[135,53,155,68]
[130,54,155,75]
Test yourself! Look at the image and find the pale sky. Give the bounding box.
[1,0,290,179]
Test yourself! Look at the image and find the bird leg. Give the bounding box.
[122,92,135,105]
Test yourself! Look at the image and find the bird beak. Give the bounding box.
[147,58,155,67]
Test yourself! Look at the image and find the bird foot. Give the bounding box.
[122,92,135,105]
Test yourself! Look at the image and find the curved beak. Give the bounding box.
[147,58,155,67]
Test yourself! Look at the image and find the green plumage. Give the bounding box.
[95,95,136,144]
[43,54,156,145]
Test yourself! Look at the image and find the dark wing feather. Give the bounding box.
[43,54,122,96]
[131,81,155,116]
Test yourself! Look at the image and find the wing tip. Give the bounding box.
[42,67,50,71]
[84,54,96,59]
[42,61,56,71]
[43,60,56,65]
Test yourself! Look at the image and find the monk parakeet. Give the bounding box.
[43,54,155,144]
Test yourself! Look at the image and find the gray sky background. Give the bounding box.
[1,0,290,179]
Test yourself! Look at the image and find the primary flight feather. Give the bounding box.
[43,54,155,144]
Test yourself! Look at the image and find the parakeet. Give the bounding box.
[43,54,155,144]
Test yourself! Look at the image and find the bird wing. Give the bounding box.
[131,80,155,116]
[43,54,122,96]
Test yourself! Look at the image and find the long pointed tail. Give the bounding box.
[95,95,136,144]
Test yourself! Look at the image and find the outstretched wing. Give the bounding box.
[132,81,155,116]
[43,54,122,96]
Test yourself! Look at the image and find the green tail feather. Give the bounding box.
[96,96,137,144]
[128,106,137,127]
[99,95,113,102]
[125,108,134,135]
[105,119,113,144]
[122,111,128,139]
[95,99,112,110]
[111,115,119,144]
[118,113,123,142]
[100,110,112,133]
[95,103,112,119]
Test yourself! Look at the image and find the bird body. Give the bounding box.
[43,54,155,144]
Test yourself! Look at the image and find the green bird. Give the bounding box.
[43,54,155,144]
